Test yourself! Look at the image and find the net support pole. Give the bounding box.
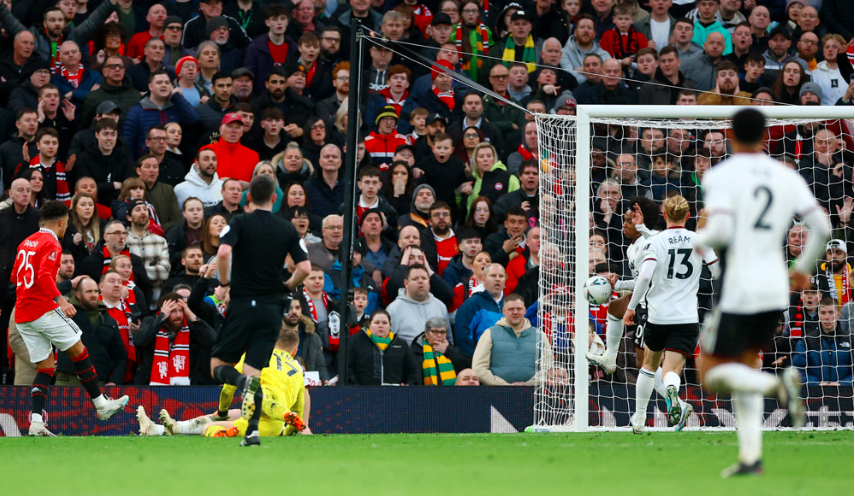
[573,109,591,432]
[337,18,362,385]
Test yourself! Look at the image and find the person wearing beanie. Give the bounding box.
[126,3,168,60]
[163,16,194,67]
[173,55,207,108]
[365,105,410,171]
[7,57,53,116]
[398,184,436,231]
[181,0,251,52]
[798,81,823,105]
[205,16,244,74]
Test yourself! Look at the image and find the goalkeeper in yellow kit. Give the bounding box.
[137,328,310,437]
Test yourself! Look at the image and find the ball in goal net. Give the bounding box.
[532,105,854,432]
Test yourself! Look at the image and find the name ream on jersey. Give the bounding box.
[667,235,691,245]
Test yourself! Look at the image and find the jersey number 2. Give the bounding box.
[15,250,36,289]
[753,186,773,230]
[667,248,693,280]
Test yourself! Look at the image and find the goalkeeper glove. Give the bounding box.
[283,412,307,432]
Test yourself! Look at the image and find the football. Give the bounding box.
[583,276,612,305]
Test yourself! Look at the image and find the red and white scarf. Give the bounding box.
[303,288,338,352]
[60,63,85,89]
[27,156,70,203]
[102,246,135,281]
[378,87,409,115]
[823,262,852,305]
[150,319,191,385]
[516,143,535,161]
[432,84,455,110]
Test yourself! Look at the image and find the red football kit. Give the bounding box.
[14,228,62,323]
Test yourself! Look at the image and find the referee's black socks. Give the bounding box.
[213,365,246,389]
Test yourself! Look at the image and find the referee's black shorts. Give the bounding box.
[644,322,699,357]
[700,309,782,358]
[211,297,286,370]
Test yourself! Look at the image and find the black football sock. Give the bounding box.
[72,349,103,400]
[213,365,246,388]
[31,369,55,417]
[247,389,263,433]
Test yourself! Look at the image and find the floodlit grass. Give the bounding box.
[2,431,852,495]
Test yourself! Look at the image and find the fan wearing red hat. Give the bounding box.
[416,59,461,120]
[365,105,411,171]
[200,113,260,186]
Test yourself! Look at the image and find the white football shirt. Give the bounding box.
[697,153,821,313]
[641,228,717,324]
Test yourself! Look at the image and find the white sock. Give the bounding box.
[705,363,779,396]
[179,417,211,435]
[92,394,107,409]
[653,367,667,398]
[733,392,763,464]
[148,424,166,436]
[604,314,624,358]
[664,371,681,390]
[31,413,43,423]
[635,368,656,417]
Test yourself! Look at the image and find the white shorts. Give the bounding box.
[16,308,82,363]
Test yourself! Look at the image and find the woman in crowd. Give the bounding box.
[771,60,809,105]
[452,0,494,82]
[165,122,192,170]
[89,21,132,71]
[382,161,415,216]
[202,213,228,261]
[301,117,331,169]
[240,161,284,213]
[463,196,498,242]
[465,143,520,212]
[173,56,208,107]
[274,143,315,187]
[70,193,105,255]
[454,126,484,165]
[347,309,419,385]
[282,181,322,233]
[281,206,322,245]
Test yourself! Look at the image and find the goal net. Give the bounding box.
[533,105,855,432]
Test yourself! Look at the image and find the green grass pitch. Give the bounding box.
[2,431,852,495]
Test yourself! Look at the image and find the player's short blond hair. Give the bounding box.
[278,328,300,350]
[664,194,690,223]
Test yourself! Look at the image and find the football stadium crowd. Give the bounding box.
[0,0,852,388]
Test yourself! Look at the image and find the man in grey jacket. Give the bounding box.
[387,264,450,346]
[560,14,611,85]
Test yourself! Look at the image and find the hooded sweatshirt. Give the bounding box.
[174,167,224,208]
[386,287,450,346]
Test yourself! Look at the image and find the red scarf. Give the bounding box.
[432,84,455,110]
[790,302,806,338]
[122,281,138,306]
[303,288,338,352]
[822,262,852,305]
[104,300,135,383]
[610,25,642,60]
[48,31,63,74]
[27,156,70,203]
[378,87,409,115]
[150,319,191,385]
[60,64,85,89]
[455,22,491,70]
[517,143,535,161]
[306,60,318,87]
[102,246,134,282]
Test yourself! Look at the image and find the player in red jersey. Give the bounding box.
[13,201,129,436]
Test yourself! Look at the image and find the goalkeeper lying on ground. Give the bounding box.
[137,328,310,436]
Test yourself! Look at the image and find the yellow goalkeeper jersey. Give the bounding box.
[235,348,306,420]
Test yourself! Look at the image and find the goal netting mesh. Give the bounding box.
[533,110,855,432]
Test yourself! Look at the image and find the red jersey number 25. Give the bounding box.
[15,250,36,289]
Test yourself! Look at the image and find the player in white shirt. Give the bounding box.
[694,108,831,477]
[624,195,719,434]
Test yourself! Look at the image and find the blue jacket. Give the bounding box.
[51,69,102,107]
[454,290,503,357]
[793,329,853,386]
[323,259,380,315]
[123,94,200,159]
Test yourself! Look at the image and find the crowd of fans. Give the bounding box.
[0,0,852,388]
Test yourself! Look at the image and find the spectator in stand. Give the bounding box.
[74,120,132,207]
[672,17,704,60]
[80,219,153,305]
[681,30,727,91]
[613,153,653,200]
[172,56,208,108]
[442,228,482,307]
[794,31,820,72]
[204,178,244,221]
[54,276,126,386]
[417,60,462,121]
[165,198,206,269]
[691,0,733,55]
[455,263,508,358]
[412,316,471,383]
[205,16,245,75]
[455,368,481,385]
[127,37,169,92]
[197,72,238,138]
[200,213,227,260]
[80,55,141,128]
[447,93,502,152]
[17,128,69,203]
[162,246,204,295]
[365,106,410,170]
[793,297,853,386]
[574,58,637,105]
[347,309,420,385]
[0,31,43,101]
[125,3,168,60]
[464,143,520,213]
[415,133,468,210]
[762,26,794,78]
[68,193,104,256]
[817,239,853,306]
[506,225,539,295]
[415,201,456,275]
[482,64,527,142]
[126,200,171,293]
[698,60,753,105]
[812,35,849,106]
[200,113,259,187]
[771,60,809,105]
[560,14,611,85]
[182,0,250,51]
[303,144,345,219]
[495,159,539,223]
[639,46,696,105]
[633,0,675,51]
[250,66,315,130]
[124,71,200,160]
[134,292,217,385]
[506,120,537,174]
[9,61,52,123]
[162,17,193,67]
[386,264,451,345]
[174,149,223,209]
[0,109,38,191]
[357,208,396,272]
[472,294,544,385]
[600,3,648,68]
[308,215,345,270]
[51,41,101,107]
[135,154,181,232]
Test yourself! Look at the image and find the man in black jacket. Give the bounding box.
[79,220,153,306]
[494,159,539,223]
[55,277,126,385]
[134,291,217,385]
[162,246,204,294]
[74,119,133,206]
[484,207,529,266]
[0,109,39,190]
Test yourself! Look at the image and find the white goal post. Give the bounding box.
[533,105,855,432]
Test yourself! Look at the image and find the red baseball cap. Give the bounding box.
[222,113,244,126]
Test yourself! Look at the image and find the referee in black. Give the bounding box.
[209,174,311,446]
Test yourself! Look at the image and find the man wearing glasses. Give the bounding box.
[80,55,144,127]
[163,17,194,67]
[80,219,153,306]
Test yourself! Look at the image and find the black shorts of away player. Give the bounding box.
[211,298,286,369]
[644,322,699,357]
[700,310,782,358]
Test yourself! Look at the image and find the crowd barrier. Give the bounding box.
[0,385,851,436]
